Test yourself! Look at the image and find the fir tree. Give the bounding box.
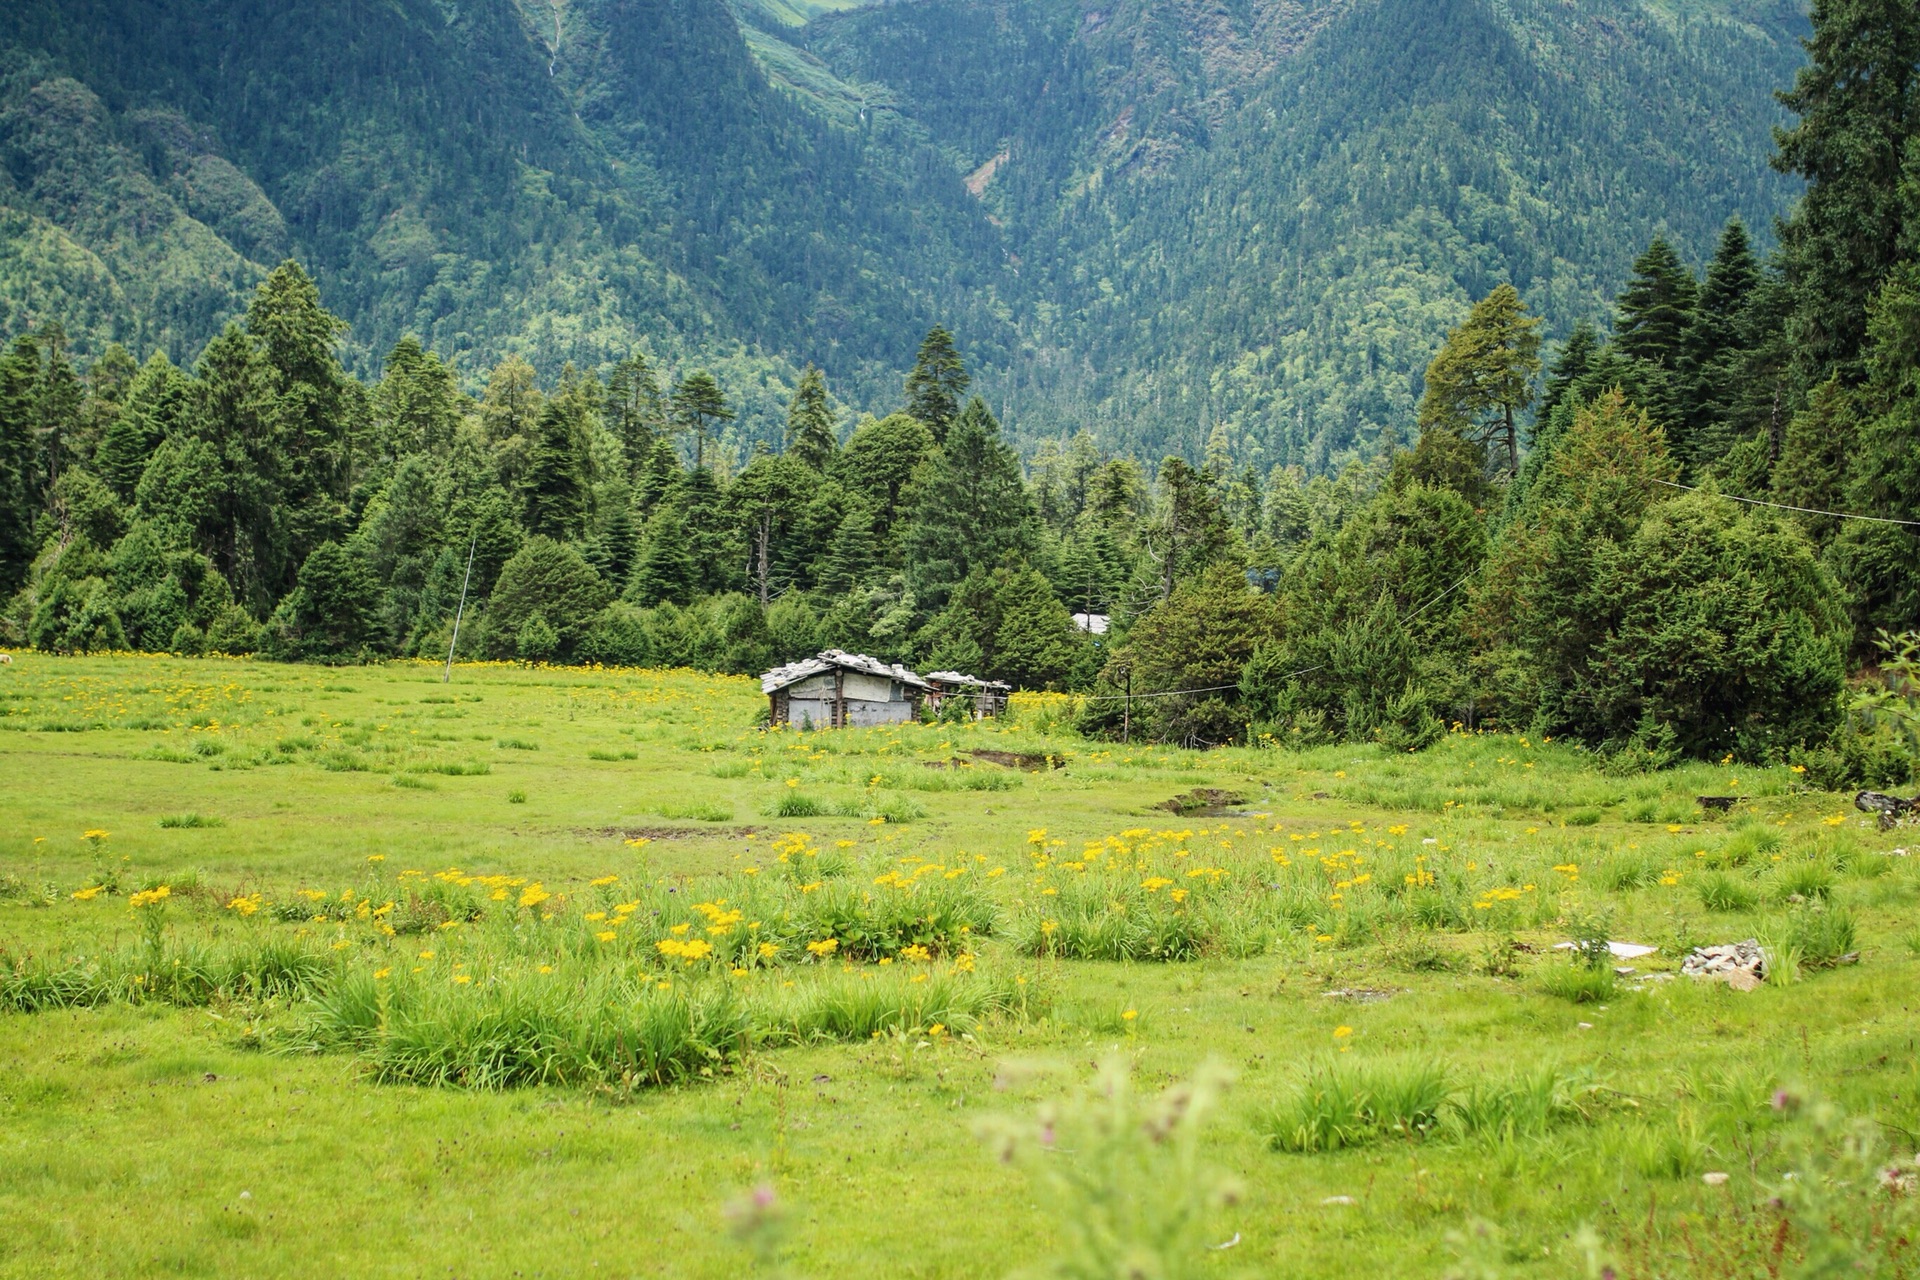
[785,365,838,472]
[1143,457,1232,600]
[521,393,592,541]
[903,397,1037,611]
[817,501,878,596]
[903,326,968,443]
[376,336,462,460]
[1684,220,1764,467]
[606,353,666,478]
[1535,321,1601,438]
[0,335,40,595]
[670,370,733,469]
[1774,0,1920,385]
[629,508,697,607]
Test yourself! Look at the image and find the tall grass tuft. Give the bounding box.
[339,973,749,1092]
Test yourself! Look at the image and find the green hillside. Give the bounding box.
[0,0,1807,464]
[0,0,1003,444]
[803,0,1808,466]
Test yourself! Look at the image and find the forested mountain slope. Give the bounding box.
[0,0,1806,467]
[0,0,1002,443]
[803,0,1808,467]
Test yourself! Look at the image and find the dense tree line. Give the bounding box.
[1,2,1916,786]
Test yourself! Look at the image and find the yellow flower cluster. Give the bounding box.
[656,937,714,962]
[128,885,171,909]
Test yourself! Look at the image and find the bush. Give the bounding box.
[486,537,611,661]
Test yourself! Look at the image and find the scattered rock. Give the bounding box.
[1322,988,1394,1004]
[1682,940,1765,989]
[1157,788,1247,816]
[1577,1022,1594,1030]
[1856,791,1920,830]
[1321,1195,1355,1206]
[1697,795,1746,813]
[969,749,1063,772]
[1702,1172,1730,1186]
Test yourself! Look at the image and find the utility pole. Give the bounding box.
[443,528,478,683]
[1120,663,1132,745]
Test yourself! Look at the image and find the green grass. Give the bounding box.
[0,653,1916,1278]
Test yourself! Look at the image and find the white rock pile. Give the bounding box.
[1682,940,1765,990]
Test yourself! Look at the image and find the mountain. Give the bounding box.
[0,0,1005,447]
[0,0,1808,469]
[799,0,1809,468]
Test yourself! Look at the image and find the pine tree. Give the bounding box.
[1774,0,1920,385]
[1144,457,1232,600]
[606,352,666,478]
[482,356,542,445]
[34,323,82,494]
[991,561,1083,690]
[246,262,355,562]
[0,335,40,595]
[376,336,462,459]
[521,392,592,541]
[817,501,878,596]
[1615,237,1699,369]
[833,412,937,546]
[1535,321,1601,437]
[785,365,838,472]
[903,326,969,444]
[903,397,1037,611]
[629,509,697,607]
[1684,220,1764,467]
[636,435,683,515]
[728,452,812,602]
[1417,284,1543,475]
[670,370,733,469]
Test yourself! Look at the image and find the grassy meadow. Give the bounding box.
[1,653,1916,1279]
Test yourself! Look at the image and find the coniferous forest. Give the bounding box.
[0,0,1915,787]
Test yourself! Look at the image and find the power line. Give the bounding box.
[1654,480,1920,528]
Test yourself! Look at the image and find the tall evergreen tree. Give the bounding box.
[670,370,733,469]
[0,335,40,595]
[1535,321,1601,437]
[521,392,592,541]
[1143,457,1233,601]
[903,397,1037,611]
[903,326,968,444]
[376,336,462,460]
[1774,0,1920,385]
[1615,237,1700,369]
[1417,283,1543,475]
[629,508,697,607]
[1684,219,1764,467]
[33,323,82,494]
[606,352,666,478]
[785,365,838,472]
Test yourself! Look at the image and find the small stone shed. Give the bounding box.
[762,650,931,729]
[924,671,1012,720]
